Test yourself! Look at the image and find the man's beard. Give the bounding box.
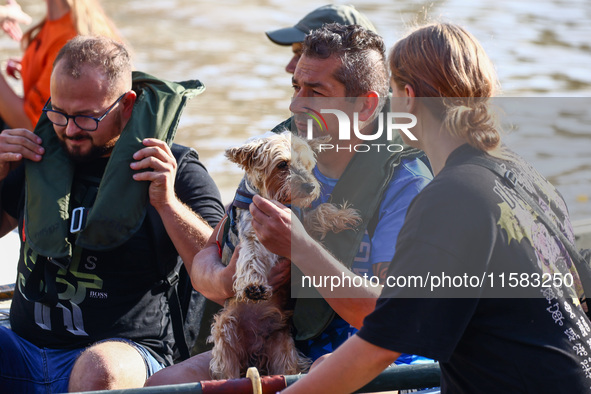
[59,138,115,162]
[59,112,122,162]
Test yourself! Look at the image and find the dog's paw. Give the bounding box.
[244,284,271,301]
[304,203,362,240]
[331,203,362,231]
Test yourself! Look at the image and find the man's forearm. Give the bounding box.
[189,217,235,305]
[292,236,381,328]
[156,197,213,272]
[190,245,232,305]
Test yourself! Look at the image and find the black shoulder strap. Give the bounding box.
[466,156,591,293]
[367,204,381,239]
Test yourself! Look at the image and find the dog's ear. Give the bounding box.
[225,140,263,170]
[307,135,332,153]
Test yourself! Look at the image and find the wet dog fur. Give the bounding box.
[208,131,360,379]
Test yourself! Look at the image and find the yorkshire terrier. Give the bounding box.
[208,131,360,379]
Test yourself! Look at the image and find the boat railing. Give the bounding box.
[67,363,442,394]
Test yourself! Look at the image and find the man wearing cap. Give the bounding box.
[266,4,377,74]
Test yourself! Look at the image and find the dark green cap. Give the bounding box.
[266,4,377,46]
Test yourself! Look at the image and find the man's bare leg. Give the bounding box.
[69,341,147,391]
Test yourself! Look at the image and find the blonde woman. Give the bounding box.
[283,23,589,393]
[0,0,120,130]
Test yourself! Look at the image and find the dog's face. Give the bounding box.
[225,131,320,207]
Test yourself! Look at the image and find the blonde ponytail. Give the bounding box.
[390,23,502,153]
[444,99,500,152]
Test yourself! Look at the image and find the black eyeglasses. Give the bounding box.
[42,93,127,131]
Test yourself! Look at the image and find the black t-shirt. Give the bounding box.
[358,144,591,392]
[1,144,224,365]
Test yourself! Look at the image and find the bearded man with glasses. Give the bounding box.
[0,36,224,392]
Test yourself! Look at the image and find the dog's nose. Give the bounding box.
[303,183,316,194]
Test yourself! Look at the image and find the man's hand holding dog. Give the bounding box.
[251,195,380,329]
[269,257,292,290]
[250,194,311,261]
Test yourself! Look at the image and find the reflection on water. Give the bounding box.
[1,0,590,217]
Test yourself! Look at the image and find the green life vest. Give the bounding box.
[23,71,205,259]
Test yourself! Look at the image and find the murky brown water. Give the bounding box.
[1,0,590,217]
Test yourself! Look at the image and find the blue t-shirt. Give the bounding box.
[298,157,433,365]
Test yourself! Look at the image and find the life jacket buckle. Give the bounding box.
[70,207,88,234]
[504,170,517,188]
[48,256,71,270]
[166,271,179,287]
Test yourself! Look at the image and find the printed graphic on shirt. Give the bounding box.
[19,243,103,336]
[492,157,591,387]
[493,175,582,299]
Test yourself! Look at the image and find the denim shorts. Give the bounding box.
[0,327,165,394]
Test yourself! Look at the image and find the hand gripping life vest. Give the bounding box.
[18,72,204,310]
[23,71,204,262]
